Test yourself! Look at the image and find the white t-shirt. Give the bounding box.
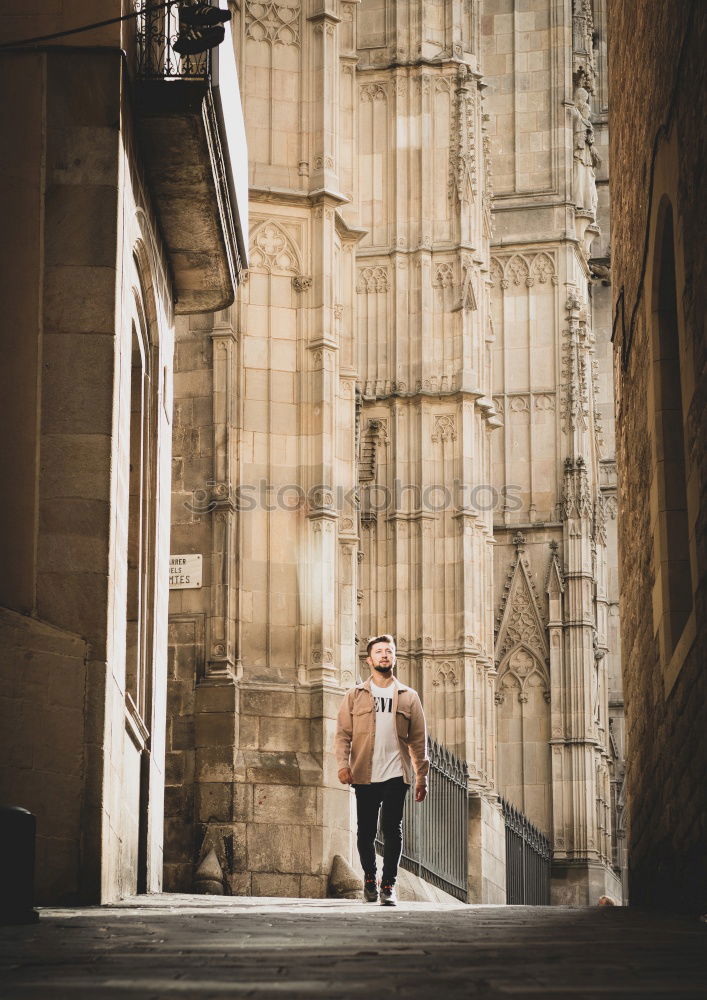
[370,681,404,783]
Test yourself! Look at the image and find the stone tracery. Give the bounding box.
[244,0,301,46]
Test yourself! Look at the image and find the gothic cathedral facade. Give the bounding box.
[166,0,624,904]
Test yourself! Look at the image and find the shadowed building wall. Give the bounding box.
[0,2,246,904]
[609,0,707,914]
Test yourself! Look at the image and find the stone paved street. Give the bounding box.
[1,894,706,999]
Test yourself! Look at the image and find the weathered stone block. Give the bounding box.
[320,787,352,831]
[241,688,296,718]
[194,712,236,749]
[41,428,112,496]
[163,815,193,863]
[258,716,310,753]
[195,746,235,782]
[163,862,193,894]
[243,751,300,785]
[300,874,327,899]
[253,784,317,825]
[195,680,237,715]
[195,782,233,824]
[295,752,323,786]
[163,784,192,819]
[171,716,195,751]
[246,823,311,873]
[251,872,301,897]
[43,264,116,335]
[238,713,259,749]
[232,782,253,823]
[228,871,252,896]
[45,184,118,268]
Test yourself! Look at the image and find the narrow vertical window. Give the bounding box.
[126,326,147,715]
[652,202,692,658]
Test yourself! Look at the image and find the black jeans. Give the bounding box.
[354,776,409,886]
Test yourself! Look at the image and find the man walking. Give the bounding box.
[335,634,429,906]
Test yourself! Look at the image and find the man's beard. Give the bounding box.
[376,664,393,673]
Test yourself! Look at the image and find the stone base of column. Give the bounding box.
[230,683,353,898]
[551,859,623,905]
[468,794,507,904]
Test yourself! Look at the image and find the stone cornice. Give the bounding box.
[357,243,485,260]
[356,56,481,75]
[360,386,487,403]
[249,185,349,208]
[306,8,342,26]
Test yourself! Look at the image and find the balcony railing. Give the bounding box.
[501,797,551,904]
[377,737,469,902]
[135,0,210,80]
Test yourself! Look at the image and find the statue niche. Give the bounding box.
[570,87,601,221]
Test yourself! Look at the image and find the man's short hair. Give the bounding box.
[366,634,396,656]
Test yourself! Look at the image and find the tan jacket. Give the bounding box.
[335,676,430,787]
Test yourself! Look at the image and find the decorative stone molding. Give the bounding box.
[433,661,460,687]
[561,456,593,520]
[358,418,387,484]
[496,647,550,705]
[460,254,478,310]
[433,262,455,288]
[394,76,408,98]
[449,64,477,204]
[431,414,456,443]
[489,251,557,289]
[531,252,559,285]
[594,495,608,546]
[249,220,300,274]
[292,274,312,291]
[356,265,389,293]
[245,0,301,46]
[509,395,530,413]
[534,393,555,412]
[545,541,565,599]
[489,258,504,288]
[572,0,596,93]
[598,459,617,490]
[507,254,530,286]
[561,292,591,432]
[360,82,387,103]
[495,538,549,670]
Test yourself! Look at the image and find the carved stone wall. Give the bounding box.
[482,0,624,904]
[165,0,359,899]
[165,0,625,907]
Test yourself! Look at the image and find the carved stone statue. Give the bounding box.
[570,87,601,220]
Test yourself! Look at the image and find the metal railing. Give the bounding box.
[376,737,469,901]
[501,797,551,904]
[135,1,210,80]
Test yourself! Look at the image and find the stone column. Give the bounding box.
[355,1,501,903]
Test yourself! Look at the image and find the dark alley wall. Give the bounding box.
[609,0,707,914]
